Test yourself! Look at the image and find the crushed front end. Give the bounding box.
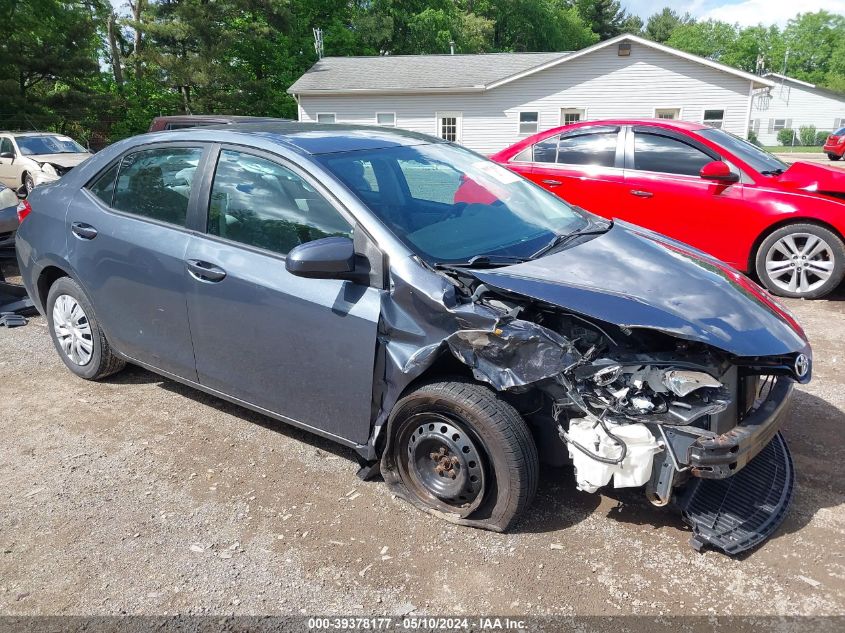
[431,271,810,554]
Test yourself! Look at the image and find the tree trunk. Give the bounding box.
[180,86,192,114]
[107,12,124,92]
[129,0,145,83]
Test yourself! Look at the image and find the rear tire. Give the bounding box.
[828,153,842,161]
[755,223,845,299]
[389,379,538,531]
[46,277,125,380]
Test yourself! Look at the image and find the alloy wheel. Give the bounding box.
[764,233,835,295]
[52,294,94,366]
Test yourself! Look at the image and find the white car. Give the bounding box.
[0,132,92,194]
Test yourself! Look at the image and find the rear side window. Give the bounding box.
[207,149,352,256]
[112,147,202,226]
[634,133,712,176]
[532,135,559,163]
[87,163,120,206]
[556,132,618,167]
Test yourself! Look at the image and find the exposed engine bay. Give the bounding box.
[403,275,804,553]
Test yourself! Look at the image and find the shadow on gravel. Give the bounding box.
[103,361,845,548]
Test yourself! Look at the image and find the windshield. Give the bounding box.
[319,143,585,263]
[15,135,86,156]
[697,128,787,174]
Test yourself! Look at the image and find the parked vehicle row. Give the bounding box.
[16,122,811,553]
[492,119,845,299]
[0,132,93,194]
[824,127,845,161]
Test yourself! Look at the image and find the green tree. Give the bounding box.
[575,0,628,40]
[620,14,644,36]
[645,7,694,44]
[666,21,738,62]
[781,11,845,85]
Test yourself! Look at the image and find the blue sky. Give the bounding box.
[108,1,845,28]
[623,0,845,26]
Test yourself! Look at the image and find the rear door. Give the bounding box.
[183,146,382,445]
[620,125,747,264]
[521,126,628,217]
[67,143,210,379]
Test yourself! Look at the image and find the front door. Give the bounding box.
[620,126,747,267]
[67,144,208,379]
[0,137,19,188]
[524,126,629,216]
[184,147,381,445]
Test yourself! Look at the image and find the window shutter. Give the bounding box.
[785,118,792,129]
[767,119,774,133]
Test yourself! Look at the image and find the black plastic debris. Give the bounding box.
[0,312,27,327]
[676,432,794,555]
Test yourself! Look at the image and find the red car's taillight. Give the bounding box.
[16,199,32,223]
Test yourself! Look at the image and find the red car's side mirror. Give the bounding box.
[700,160,739,183]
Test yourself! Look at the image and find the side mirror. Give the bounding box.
[0,152,14,159]
[286,236,355,279]
[700,160,739,183]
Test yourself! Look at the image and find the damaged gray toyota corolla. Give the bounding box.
[16,123,811,555]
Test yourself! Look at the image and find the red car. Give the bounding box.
[489,119,845,299]
[824,127,845,161]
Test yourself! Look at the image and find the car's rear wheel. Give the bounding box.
[390,379,538,531]
[23,172,34,194]
[46,277,125,380]
[755,224,845,299]
[828,153,842,161]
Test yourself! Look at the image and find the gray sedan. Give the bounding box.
[15,123,811,553]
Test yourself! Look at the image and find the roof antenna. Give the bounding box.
[313,27,324,60]
[449,40,455,55]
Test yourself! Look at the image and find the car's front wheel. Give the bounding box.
[46,277,126,380]
[755,224,845,299]
[389,379,538,531]
[828,153,842,161]
[23,172,34,194]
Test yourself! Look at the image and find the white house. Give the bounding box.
[288,34,775,155]
[750,73,845,146]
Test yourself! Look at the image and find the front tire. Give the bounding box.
[389,379,538,531]
[23,172,34,194]
[828,153,842,161]
[46,277,125,380]
[755,224,845,299]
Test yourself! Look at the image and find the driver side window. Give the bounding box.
[113,147,202,226]
[0,137,13,155]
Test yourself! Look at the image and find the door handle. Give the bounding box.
[71,222,98,240]
[186,259,227,282]
[630,189,653,198]
[542,179,563,187]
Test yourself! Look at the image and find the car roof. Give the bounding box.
[0,131,75,137]
[159,121,445,155]
[565,118,709,132]
[151,115,285,123]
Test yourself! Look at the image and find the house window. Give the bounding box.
[376,112,395,127]
[436,112,461,142]
[703,109,725,129]
[518,112,539,135]
[834,117,845,130]
[316,113,336,124]
[655,108,681,120]
[561,108,585,125]
[771,118,788,131]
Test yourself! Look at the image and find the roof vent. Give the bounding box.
[618,42,631,57]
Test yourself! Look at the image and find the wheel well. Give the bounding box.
[21,171,29,184]
[748,218,845,274]
[36,265,69,309]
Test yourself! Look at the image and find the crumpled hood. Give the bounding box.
[32,153,91,168]
[776,160,845,193]
[469,222,809,358]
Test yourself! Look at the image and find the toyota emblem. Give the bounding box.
[794,354,810,378]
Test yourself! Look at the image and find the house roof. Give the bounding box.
[764,73,845,101]
[287,51,572,95]
[288,34,774,96]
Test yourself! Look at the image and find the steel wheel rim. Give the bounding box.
[52,294,93,366]
[765,233,835,294]
[398,412,487,516]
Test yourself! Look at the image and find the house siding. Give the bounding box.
[296,42,754,155]
[750,80,845,146]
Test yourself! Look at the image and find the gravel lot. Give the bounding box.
[1,284,845,617]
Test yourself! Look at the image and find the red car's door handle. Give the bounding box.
[630,189,653,198]
[542,179,563,187]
